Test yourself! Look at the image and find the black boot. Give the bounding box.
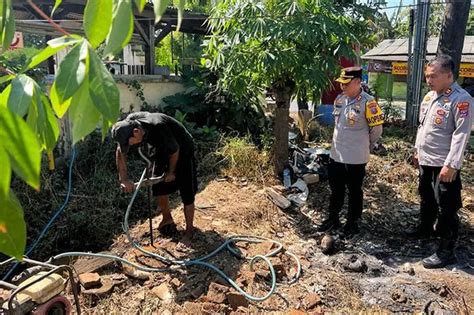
[422,239,457,269]
[404,224,435,239]
[316,217,341,232]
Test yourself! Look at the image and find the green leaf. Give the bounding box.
[53,41,88,104]
[0,0,15,51]
[50,82,72,118]
[0,109,41,190]
[7,75,35,117]
[47,35,83,48]
[52,0,62,16]
[23,36,82,71]
[0,190,26,260]
[84,0,113,48]
[69,80,101,144]
[104,0,134,58]
[0,147,10,197]
[0,74,14,85]
[176,0,185,31]
[88,47,119,122]
[0,83,11,107]
[152,0,170,23]
[27,86,60,151]
[134,0,147,12]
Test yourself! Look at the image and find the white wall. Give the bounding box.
[115,75,185,113]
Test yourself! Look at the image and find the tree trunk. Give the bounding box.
[437,0,471,77]
[272,81,294,176]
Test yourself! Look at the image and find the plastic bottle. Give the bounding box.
[283,168,291,188]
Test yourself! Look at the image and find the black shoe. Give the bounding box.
[404,225,435,239]
[316,218,341,232]
[342,222,359,238]
[422,251,456,269]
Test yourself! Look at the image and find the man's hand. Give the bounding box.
[439,165,457,182]
[120,180,135,193]
[165,171,176,183]
[412,152,419,168]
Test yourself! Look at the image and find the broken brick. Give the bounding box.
[78,272,101,289]
[304,293,321,310]
[151,283,172,301]
[236,271,256,287]
[206,282,229,304]
[226,292,249,309]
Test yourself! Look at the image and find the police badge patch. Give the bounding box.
[457,102,470,118]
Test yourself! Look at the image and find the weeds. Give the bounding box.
[218,135,273,184]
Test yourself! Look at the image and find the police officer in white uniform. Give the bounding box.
[317,67,384,236]
[410,55,473,268]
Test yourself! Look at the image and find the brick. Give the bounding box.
[304,293,321,310]
[226,292,249,309]
[206,282,229,304]
[78,272,101,289]
[236,271,255,286]
[151,283,172,301]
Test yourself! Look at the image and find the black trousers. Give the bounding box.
[328,159,366,223]
[418,165,462,240]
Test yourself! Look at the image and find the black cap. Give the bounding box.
[111,120,135,154]
[336,66,363,84]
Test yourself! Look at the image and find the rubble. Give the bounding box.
[78,272,101,289]
[151,283,172,301]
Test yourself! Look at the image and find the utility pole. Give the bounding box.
[407,0,430,127]
[437,0,471,78]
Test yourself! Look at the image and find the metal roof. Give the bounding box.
[361,36,474,63]
[12,0,209,45]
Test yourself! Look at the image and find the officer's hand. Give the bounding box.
[120,180,135,193]
[165,171,176,183]
[439,166,457,183]
[412,152,419,168]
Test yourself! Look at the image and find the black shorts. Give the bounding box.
[151,154,198,206]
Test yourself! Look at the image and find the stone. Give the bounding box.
[183,302,202,313]
[122,264,151,280]
[289,310,306,315]
[191,286,205,299]
[78,272,101,289]
[320,234,335,255]
[248,241,275,257]
[151,283,172,301]
[206,282,229,304]
[170,278,181,289]
[226,292,249,309]
[82,279,115,297]
[236,271,256,286]
[304,293,321,310]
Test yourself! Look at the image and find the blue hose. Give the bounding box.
[3,146,76,280]
[54,167,302,302]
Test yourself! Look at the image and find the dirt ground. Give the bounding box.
[72,142,474,314]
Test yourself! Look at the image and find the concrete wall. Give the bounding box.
[115,75,185,113]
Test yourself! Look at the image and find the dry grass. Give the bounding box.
[218,135,273,184]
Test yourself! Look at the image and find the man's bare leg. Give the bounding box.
[157,195,174,228]
[183,203,195,237]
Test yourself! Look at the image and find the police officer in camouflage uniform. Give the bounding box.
[317,67,384,237]
[410,56,473,268]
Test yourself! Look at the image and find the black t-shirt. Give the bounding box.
[130,112,194,159]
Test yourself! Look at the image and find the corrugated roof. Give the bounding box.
[362,36,474,63]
